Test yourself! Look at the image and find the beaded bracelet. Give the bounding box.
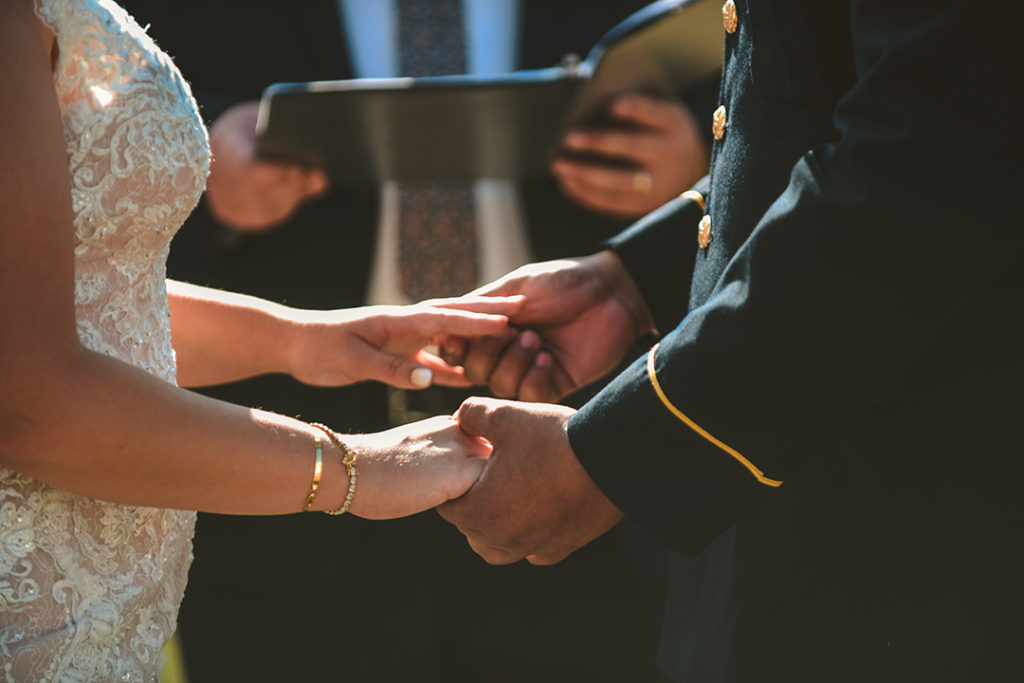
[309,423,358,515]
[302,435,324,512]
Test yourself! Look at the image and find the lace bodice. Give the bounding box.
[0,1,209,680]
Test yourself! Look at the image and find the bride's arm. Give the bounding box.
[0,3,487,519]
[167,281,520,389]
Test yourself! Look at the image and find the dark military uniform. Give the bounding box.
[570,1,1023,680]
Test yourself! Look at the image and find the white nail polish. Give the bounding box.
[410,367,433,388]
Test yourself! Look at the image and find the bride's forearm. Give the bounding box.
[167,279,524,391]
[1,342,350,514]
[167,279,301,387]
[1,341,488,517]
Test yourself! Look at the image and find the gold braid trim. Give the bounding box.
[646,344,783,488]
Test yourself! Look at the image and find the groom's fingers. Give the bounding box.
[438,334,467,366]
[488,330,543,398]
[517,352,558,403]
[436,502,522,565]
[461,330,517,385]
[468,538,522,565]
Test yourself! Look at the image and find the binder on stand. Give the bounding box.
[255,0,723,184]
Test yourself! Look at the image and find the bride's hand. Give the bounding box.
[283,296,524,389]
[342,416,490,519]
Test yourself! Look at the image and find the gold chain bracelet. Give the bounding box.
[309,423,358,515]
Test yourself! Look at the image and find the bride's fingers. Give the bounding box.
[405,307,515,340]
[421,294,525,317]
[349,341,454,390]
[411,349,472,388]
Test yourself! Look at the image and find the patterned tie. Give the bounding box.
[396,0,479,300]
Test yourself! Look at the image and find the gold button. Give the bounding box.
[712,105,727,141]
[722,0,738,34]
[680,190,706,212]
[698,215,712,248]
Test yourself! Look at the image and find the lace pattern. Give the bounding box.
[1,1,209,680]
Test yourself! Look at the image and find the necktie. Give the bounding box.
[396,0,479,300]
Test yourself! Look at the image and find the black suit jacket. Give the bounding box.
[570,1,1023,681]
[120,2,672,681]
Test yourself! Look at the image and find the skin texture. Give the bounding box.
[445,250,653,403]
[438,398,623,565]
[338,415,493,520]
[0,4,513,520]
[437,253,651,565]
[167,282,524,390]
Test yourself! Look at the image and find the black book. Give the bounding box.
[255,0,723,184]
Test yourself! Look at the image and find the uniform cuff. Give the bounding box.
[568,346,766,556]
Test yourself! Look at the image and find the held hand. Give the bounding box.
[206,101,329,231]
[552,93,709,219]
[285,296,525,389]
[437,398,622,565]
[345,416,491,519]
[445,251,653,402]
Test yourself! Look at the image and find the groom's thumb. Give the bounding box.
[456,397,502,441]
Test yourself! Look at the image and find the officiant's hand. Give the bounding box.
[552,93,708,219]
[437,398,622,564]
[205,100,329,231]
[443,250,653,402]
[285,296,524,390]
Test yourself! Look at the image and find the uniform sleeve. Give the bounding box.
[569,0,1022,555]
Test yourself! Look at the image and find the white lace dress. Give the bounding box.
[0,0,209,680]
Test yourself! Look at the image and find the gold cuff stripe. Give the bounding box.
[680,190,706,212]
[646,344,783,488]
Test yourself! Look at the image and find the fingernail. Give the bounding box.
[410,367,433,388]
[535,352,552,368]
[519,330,540,349]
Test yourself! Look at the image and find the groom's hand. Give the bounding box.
[437,397,622,565]
[445,250,654,403]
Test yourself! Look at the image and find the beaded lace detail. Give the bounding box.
[0,1,209,680]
